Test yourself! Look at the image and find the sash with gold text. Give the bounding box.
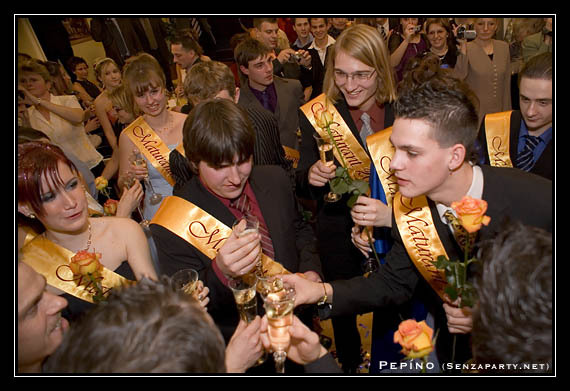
[484,111,514,168]
[151,196,290,276]
[366,126,398,207]
[123,116,176,186]
[20,236,134,303]
[301,94,371,182]
[393,193,449,300]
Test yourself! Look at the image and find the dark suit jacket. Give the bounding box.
[90,18,149,67]
[150,165,321,342]
[238,76,304,150]
[330,164,552,363]
[296,96,395,279]
[478,110,553,180]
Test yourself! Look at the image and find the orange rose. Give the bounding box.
[451,196,491,233]
[103,199,119,216]
[70,250,103,277]
[94,176,108,191]
[393,319,434,359]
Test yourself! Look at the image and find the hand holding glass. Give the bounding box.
[232,217,262,276]
[313,134,341,203]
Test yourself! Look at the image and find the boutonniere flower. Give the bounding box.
[70,250,107,303]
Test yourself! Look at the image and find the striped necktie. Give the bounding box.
[230,193,275,260]
[360,112,373,151]
[190,18,202,38]
[515,135,541,172]
[443,210,475,253]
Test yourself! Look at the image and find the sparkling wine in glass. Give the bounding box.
[228,276,267,365]
[171,269,199,296]
[263,282,296,373]
[313,134,341,203]
[131,148,162,205]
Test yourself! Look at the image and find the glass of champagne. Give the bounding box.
[313,134,341,203]
[171,268,199,296]
[263,281,296,373]
[232,216,262,276]
[131,148,162,205]
[228,276,268,366]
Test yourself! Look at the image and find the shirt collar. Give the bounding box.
[436,164,484,223]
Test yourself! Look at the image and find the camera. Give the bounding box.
[413,25,422,34]
[290,51,302,63]
[457,26,476,40]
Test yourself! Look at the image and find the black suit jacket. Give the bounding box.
[150,165,321,341]
[478,110,553,180]
[330,164,552,363]
[90,18,149,67]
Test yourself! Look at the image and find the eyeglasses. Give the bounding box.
[333,69,376,83]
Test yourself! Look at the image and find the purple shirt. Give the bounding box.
[250,82,278,113]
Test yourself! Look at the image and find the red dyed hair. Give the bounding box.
[18,142,79,218]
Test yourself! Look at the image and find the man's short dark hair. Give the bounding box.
[518,52,552,85]
[394,59,479,161]
[43,277,226,373]
[472,220,552,373]
[170,30,204,56]
[183,99,255,175]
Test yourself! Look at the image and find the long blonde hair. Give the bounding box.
[323,24,397,105]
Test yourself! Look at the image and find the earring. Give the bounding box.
[28,214,36,219]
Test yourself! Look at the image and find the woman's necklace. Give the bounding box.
[430,46,448,60]
[151,111,173,134]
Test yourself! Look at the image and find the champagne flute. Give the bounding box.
[313,134,341,203]
[172,268,199,296]
[263,281,296,373]
[124,171,150,228]
[358,225,380,277]
[131,148,162,205]
[228,276,268,366]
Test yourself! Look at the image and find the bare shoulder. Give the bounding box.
[92,216,144,238]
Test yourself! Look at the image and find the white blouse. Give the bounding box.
[27,94,103,169]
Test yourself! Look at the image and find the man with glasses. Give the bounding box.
[296,24,398,373]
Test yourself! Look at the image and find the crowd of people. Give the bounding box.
[17,16,553,375]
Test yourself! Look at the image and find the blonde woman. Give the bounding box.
[453,17,512,123]
[93,57,122,151]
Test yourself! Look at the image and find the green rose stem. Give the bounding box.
[321,120,381,274]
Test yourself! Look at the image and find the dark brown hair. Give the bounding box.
[183,99,255,174]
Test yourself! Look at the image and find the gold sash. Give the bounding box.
[366,126,398,207]
[392,193,449,300]
[484,111,514,168]
[151,196,290,276]
[301,94,371,182]
[123,116,177,186]
[20,236,134,303]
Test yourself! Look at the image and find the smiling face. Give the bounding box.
[333,49,378,111]
[18,262,69,372]
[389,118,455,200]
[198,155,253,199]
[427,22,449,51]
[133,82,167,117]
[519,77,552,135]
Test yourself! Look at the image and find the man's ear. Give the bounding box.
[448,143,467,172]
[239,65,249,78]
[234,87,240,104]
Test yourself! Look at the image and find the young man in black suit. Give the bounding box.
[478,52,552,180]
[150,99,322,345]
[284,66,552,369]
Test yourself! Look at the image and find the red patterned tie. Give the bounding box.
[231,193,275,260]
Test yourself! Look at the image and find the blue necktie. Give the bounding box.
[516,135,541,172]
